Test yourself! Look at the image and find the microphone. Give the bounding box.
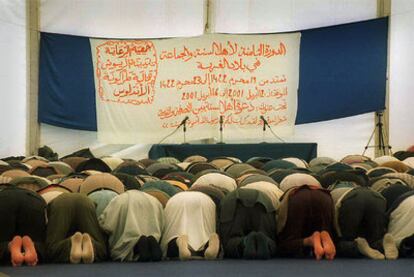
[219,115,223,131]
[260,115,268,126]
[178,116,189,126]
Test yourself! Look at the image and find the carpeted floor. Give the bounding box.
[1,259,412,277]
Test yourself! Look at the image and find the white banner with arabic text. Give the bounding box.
[91,33,300,144]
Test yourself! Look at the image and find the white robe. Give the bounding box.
[388,195,414,247]
[99,190,164,261]
[161,191,216,256]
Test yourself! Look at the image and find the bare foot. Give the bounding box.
[22,236,38,266]
[304,232,324,260]
[9,236,24,267]
[320,231,336,260]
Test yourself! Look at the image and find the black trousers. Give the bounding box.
[337,187,386,254]
[220,202,277,258]
[46,193,108,262]
[0,187,46,263]
[278,187,334,257]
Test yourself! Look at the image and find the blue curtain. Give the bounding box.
[296,17,388,124]
[39,33,97,130]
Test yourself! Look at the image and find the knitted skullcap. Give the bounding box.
[184,155,208,163]
[157,157,181,165]
[261,160,297,172]
[48,161,74,175]
[380,161,410,173]
[101,157,124,171]
[59,177,84,192]
[1,169,31,179]
[374,155,400,165]
[80,173,125,195]
[279,173,321,192]
[282,157,309,168]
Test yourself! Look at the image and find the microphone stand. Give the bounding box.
[218,115,224,144]
[183,120,187,144]
[261,116,285,143]
[262,118,266,142]
[156,117,189,145]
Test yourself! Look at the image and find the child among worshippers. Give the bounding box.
[98,190,164,262]
[277,185,336,260]
[330,183,398,259]
[0,186,47,266]
[161,191,220,260]
[219,188,278,259]
[46,193,108,263]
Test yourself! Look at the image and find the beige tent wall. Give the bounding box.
[0,1,27,157]
[389,0,414,151]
